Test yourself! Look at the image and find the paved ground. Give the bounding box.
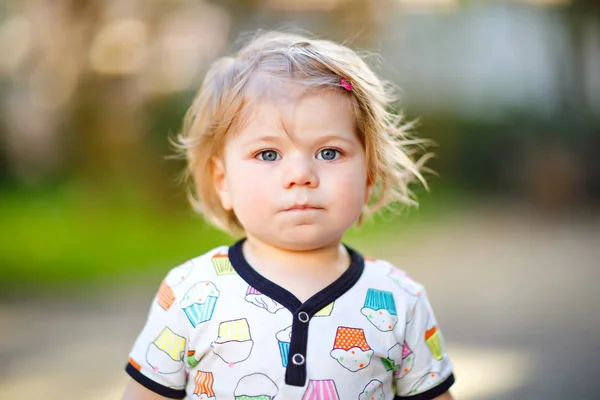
[1,204,598,399]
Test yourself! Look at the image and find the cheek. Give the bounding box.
[324,166,368,204]
[227,163,275,210]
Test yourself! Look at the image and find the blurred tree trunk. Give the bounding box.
[526,1,599,210]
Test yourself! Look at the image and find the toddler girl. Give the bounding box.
[122,31,455,400]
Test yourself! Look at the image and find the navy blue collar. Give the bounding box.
[228,238,365,315]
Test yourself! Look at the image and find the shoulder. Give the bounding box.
[361,255,425,297]
[155,245,231,310]
[357,255,427,320]
[164,245,229,282]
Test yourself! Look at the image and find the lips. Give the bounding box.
[283,204,323,212]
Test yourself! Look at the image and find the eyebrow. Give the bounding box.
[247,135,286,144]
[243,134,357,146]
[313,134,357,145]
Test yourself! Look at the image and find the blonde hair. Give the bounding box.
[175,30,433,234]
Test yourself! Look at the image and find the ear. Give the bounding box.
[211,157,233,211]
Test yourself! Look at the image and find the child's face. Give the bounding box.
[213,89,369,251]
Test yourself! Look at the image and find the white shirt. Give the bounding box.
[126,239,454,399]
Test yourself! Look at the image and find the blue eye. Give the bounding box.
[317,148,340,161]
[258,150,280,162]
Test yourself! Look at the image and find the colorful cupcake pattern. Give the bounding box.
[330,327,373,372]
[386,268,421,297]
[384,341,415,379]
[425,325,444,361]
[398,341,416,378]
[360,289,398,331]
[180,281,220,328]
[359,379,385,400]
[128,245,455,399]
[314,302,334,317]
[212,253,236,276]
[193,371,216,400]
[211,318,254,365]
[245,286,284,314]
[302,380,340,400]
[407,372,443,396]
[234,373,278,400]
[187,349,200,368]
[387,268,422,323]
[276,326,292,367]
[146,326,186,374]
[157,261,194,310]
[380,343,402,374]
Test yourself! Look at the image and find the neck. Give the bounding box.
[242,234,349,275]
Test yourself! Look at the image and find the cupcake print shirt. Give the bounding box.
[126,239,455,399]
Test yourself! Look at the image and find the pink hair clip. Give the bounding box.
[340,77,352,91]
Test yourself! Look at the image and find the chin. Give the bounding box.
[272,226,343,251]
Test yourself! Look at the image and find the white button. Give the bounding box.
[298,311,310,323]
[291,353,305,365]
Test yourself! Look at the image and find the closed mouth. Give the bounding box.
[284,205,323,212]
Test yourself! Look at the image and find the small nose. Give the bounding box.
[283,155,319,189]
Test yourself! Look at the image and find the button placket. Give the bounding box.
[285,310,312,386]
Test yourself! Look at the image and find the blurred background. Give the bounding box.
[0,0,598,399]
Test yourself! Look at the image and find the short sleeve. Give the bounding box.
[125,276,191,399]
[393,289,455,399]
